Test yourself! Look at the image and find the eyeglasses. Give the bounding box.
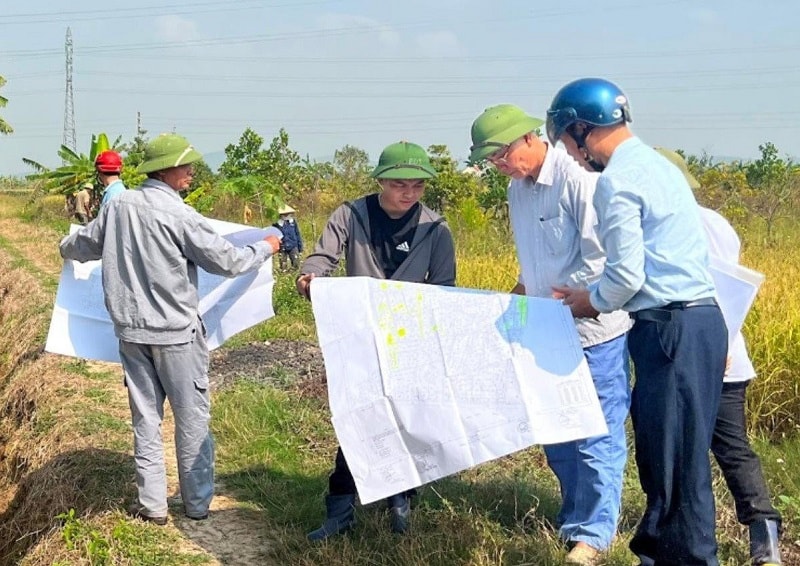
[486,144,512,164]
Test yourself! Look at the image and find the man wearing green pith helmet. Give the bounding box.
[297,141,456,540]
[60,133,281,527]
[469,104,631,566]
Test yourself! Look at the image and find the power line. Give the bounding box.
[8,36,800,61]
[0,0,337,25]
[8,64,800,84]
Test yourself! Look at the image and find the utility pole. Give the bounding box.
[63,27,76,153]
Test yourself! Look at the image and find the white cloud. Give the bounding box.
[316,13,400,48]
[154,15,201,43]
[414,30,465,57]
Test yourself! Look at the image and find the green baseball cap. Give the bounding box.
[137,133,203,174]
[654,147,700,190]
[370,141,437,180]
[469,104,544,163]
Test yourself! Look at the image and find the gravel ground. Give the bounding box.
[208,339,328,400]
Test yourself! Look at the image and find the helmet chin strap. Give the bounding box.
[567,124,605,172]
[583,152,605,172]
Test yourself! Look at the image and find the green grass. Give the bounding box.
[211,377,800,565]
[52,510,210,566]
[78,411,130,436]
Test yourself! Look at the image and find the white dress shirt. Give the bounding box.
[508,144,630,348]
[700,207,756,382]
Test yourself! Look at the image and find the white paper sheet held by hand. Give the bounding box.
[45,219,277,363]
[310,277,607,504]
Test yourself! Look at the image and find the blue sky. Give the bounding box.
[1,0,799,175]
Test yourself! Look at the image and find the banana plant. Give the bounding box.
[23,133,118,196]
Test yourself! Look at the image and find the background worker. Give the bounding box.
[73,181,93,225]
[655,147,783,566]
[94,149,126,208]
[273,204,303,270]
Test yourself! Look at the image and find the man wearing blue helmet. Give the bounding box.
[546,78,728,566]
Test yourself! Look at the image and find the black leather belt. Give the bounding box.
[630,297,718,323]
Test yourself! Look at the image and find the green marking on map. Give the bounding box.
[518,295,528,326]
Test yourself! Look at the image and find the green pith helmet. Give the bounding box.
[654,147,700,190]
[469,104,544,163]
[137,133,203,174]
[370,141,437,180]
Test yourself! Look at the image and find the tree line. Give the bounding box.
[4,119,799,245]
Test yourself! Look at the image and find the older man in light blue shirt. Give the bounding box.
[547,78,727,566]
[470,104,631,566]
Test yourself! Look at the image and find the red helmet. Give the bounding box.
[94,150,123,173]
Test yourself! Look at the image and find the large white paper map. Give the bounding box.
[310,277,608,504]
[45,219,279,363]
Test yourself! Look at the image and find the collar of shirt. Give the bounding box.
[532,142,558,188]
[518,143,578,193]
[606,135,643,169]
[141,178,185,201]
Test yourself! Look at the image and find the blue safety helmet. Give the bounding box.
[545,78,632,145]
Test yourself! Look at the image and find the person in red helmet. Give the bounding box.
[95,150,127,208]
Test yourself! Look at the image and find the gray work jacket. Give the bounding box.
[60,179,274,345]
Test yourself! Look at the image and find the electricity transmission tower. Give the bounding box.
[63,27,76,152]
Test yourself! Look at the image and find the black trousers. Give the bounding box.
[328,446,416,503]
[628,305,727,566]
[711,380,781,526]
[329,446,357,496]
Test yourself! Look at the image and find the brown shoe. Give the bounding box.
[565,542,600,565]
[127,503,168,526]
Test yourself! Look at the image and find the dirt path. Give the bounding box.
[158,405,277,565]
[162,339,326,564]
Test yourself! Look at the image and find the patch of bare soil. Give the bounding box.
[169,494,276,566]
[209,339,327,401]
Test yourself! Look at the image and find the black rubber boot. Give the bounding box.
[386,493,411,534]
[749,518,782,565]
[307,494,356,541]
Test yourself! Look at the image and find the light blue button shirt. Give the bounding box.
[100,179,127,208]
[590,137,715,313]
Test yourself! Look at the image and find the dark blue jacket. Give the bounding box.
[274,219,303,252]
